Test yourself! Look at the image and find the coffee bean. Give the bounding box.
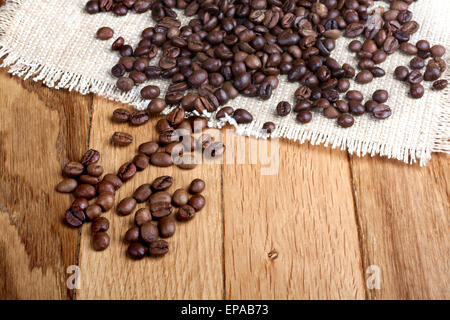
[132,184,152,203]
[158,216,176,238]
[116,77,134,92]
[149,201,173,219]
[96,193,114,212]
[262,122,276,134]
[86,164,103,177]
[63,161,84,177]
[85,204,102,221]
[149,191,171,205]
[233,109,253,124]
[407,70,423,84]
[56,178,77,193]
[430,45,446,58]
[130,111,149,126]
[85,0,100,14]
[356,70,373,84]
[140,222,159,244]
[372,90,389,104]
[141,85,160,99]
[138,141,159,156]
[336,100,349,113]
[127,243,147,259]
[125,227,140,243]
[296,111,312,124]
[167,107,185,126]
[112,37,124,50]
[135,208,152,226]
[410,57,425,70]
[96,181,116,196]
[276,101,291,117]
[65,207,86,228]
[148,240,169,257]
[172,189,189,207]
[74,184,96,200]
[97,27,114,40]
[188,179,205,194]
[433,79,448,91]
[102,174,122,190]
[147,98,167,115]
[112,108,130,123]
[112,132,133,146]
[373,105,392,119]
[423,67,441,82]
[346,90,364,101]
[81,149,100,166]
[152,176,173,191]
[91,217,110,234]
[71,198,89,211]
[394,66,409,81]
[410,84,425,99]
[188,194,205,212]
[93,232,110,251]
[150,152,173,167]
[176,205,196,221]
[117,162,136,181]
[216,106,234,120]
[337,114,355,128]
[79,175,99,185]
[323,106,340,119]
[117,197,137,216]
[364,100,378,113]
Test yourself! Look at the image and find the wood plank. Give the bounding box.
[0,70,92,299]
[350,154,450,299]
[222,133,366,299]
[76,97,223,299]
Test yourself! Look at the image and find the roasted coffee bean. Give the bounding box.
[65,207,86,228]
[117,197,137,216]
[96,193,114,212]
[233,109,253,124]
[97,180,117,194]
[116,77,134,92]
[337,114,355,128]
[96,27,114,40]
[188,179,205,194]
[149,191,171,205]
[147,98,167,115]
[410,84,425,99]
[148,240,169,257]
[111,64,126,78]
[152,176,173,191]
[430,45,446,58]
[86,164,103,177]
[188,194,205,211]
[74,184,96,200]
[176,205,196,221]
[348,40,362,52]
[111,37,124,50]
[373,105,392,119]
[158,216,176,238]
[71,198,89,211]
[323,106,340,119]
[56,178,77,193]
[150,152,173,167]
[149,201,173,219]
[85,0,100,14]
[141,85,160,99]
[276,101,291,117]
[138,141,159,156]
[81,149,100,166]
[140,222,159,244]
[216,106,234,120]
[372,90,389,104]
[131,154,148,171]
[117,162,136,181]
[167,107,185,126]
[135,208,152,227]
[370,67,386,78]
[85,204,102,221]
[262,121,276,134]
[394,66,409,81]
[79,175,99,185]
[364,100,378,113]
[296,110,312,124]
[410,57,425,70]
[346,90,364,101]
[349,100,365,116]
[133,184,152,203]
[130,111,149,126]
[125,227,140,243]
[433,79,448,91]
[356,70,373,84]
[91,217,110,234]
[127,243,147,259]
[407,70,423,84]
[172,189,189,207]
[63,161,84,177]
[423,67,441,82]
[93,232,110,251]
[400,42,418,55]
[112,132,133,146]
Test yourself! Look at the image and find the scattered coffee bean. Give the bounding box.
[152,176,173,191]
[127,243,147,260]
[91,217,110,234]
[140,222,159,244]
[63,161,84,177]
[135,208,152,226]
[125,227,140,244]
[93,232,110,251]
[96,27,114,40]
[96,193,115,212]
[56,178,78,193]
[433,79,448,91]
[148,240,169,257]
[189,179,205,194]
[112,132,133,146]
[158,216,176,238]
[85,204,102,221]
[117,197,137,216]
[65,207,86,228]
[337,114,355,128]
[372,90,389,104]
[276,101,291,117]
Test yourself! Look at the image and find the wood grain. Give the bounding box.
[350,154,450,299]
[222,133,366,299]
[76,97,223,299]
[0,71,92,299]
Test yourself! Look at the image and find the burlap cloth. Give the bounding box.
[0,0,448,165]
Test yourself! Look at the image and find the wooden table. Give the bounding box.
[0,69,448,300]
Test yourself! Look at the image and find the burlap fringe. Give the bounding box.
[0,0,448,166]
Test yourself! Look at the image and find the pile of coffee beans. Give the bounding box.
[86,0,152,16]
[123,177,206,259]
[94,0,447,131]
[59,149,117,251]
[394,40,447,98]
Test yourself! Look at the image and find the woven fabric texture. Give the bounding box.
[0,0,449,165]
